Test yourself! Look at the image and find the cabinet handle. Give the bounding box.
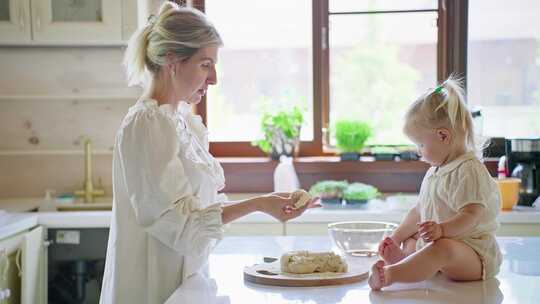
[15,248,22,277]
[34,1,41,32]
[321,26,327,50]
[0,250,9,282]
[18,0,24,30]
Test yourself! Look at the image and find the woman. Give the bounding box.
[99,2,316,303]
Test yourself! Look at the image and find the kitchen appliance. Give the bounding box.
[47,228,109,304]
[506,138,540,206]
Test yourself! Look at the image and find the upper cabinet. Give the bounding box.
[0,0,127,45]
[0,0,32,43]
[31,0,121,43]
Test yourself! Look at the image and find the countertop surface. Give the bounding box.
[0,210,38,240]
[203,236,540,304]
[1,196,540,234]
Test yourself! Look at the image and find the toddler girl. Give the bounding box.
[368,76,502,290]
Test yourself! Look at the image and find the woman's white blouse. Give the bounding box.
[100,99,226,304]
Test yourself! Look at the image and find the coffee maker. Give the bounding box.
[506,138,540,206]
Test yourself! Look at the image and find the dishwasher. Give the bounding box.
[47,228,109,304]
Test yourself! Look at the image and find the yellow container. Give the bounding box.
[495,178,521,210]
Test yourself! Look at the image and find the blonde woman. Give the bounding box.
[369,76,502,290]
[99,2,317,303]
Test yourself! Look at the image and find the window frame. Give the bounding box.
[195,0,467,157]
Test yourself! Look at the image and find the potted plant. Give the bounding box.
[343,182,380,206]
[308,180,349,208]
[334,120,372,161]
[370,146,399,161]
[252,106,304,160]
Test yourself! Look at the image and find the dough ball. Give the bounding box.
[292,189,312,210]
[280,250,348,274]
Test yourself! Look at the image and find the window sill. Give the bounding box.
[218,157,497,193]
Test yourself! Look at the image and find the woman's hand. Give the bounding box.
[417,221,443,242]
[257,193,320,222]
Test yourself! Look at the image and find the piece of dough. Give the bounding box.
[280,250,348,274]
[292,189,312,209]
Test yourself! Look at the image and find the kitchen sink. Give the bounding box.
[55,202,112,211]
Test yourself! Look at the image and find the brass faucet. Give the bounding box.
[75,138,105,203]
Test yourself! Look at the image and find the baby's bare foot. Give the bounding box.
[368,260,386,290]
[380,237,407,264]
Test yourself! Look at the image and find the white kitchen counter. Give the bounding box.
[203,236,540,304]
[0,211,111,241]
[3,207,540,230]
[0,211,38,240]
[1,197,540,231]
[235,205,540,224]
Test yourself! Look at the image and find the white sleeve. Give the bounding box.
[117,109,223,255]
[448,162,491,211]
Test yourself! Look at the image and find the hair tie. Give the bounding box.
[433,85,444,94]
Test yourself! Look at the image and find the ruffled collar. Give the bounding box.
[134,99,225,190]
[432,152,476,177]
[177,102,209,147]
[173,102,225,191]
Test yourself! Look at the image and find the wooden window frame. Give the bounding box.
[195,0,468,158]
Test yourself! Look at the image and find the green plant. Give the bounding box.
[252,106,304,158]
[334,120,372,153]
[309,180,349,198]
[343,183,379,201]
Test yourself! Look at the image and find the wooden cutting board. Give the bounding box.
[243,257,374,287]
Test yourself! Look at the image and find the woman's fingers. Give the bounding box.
[307,197,322,209]
[282,205,294,214]
[272,192,292,199]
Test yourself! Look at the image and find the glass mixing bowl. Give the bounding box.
[328,221,397,257]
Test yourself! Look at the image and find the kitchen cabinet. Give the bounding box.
[21,226,46,304]
[0,0,124,44]
[0,0,32,42]
[0,232,24,304]
[0,226,46,304]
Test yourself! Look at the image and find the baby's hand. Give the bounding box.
[417,221,443,242]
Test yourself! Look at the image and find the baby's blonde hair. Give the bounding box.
[404,75,486,157]
[124,1,222,87]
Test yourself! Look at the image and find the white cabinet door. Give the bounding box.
[31,0,122,43]
[21,226,45,304]
[0,0,31,43]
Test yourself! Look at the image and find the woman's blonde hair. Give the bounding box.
[404,75,486,157]
[124,1,222,86]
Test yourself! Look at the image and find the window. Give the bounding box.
[204,0,314,144]
[328,1,439,145]
[468,0,540,138]
[196,0,468,157]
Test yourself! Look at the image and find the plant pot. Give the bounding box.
[345,199,368,204]
[344,199,368,209]
[340,152,360,161]
[399,151,419,161]
[374,153,396,161]
[320,198,343,209]
[269,128,300,160]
